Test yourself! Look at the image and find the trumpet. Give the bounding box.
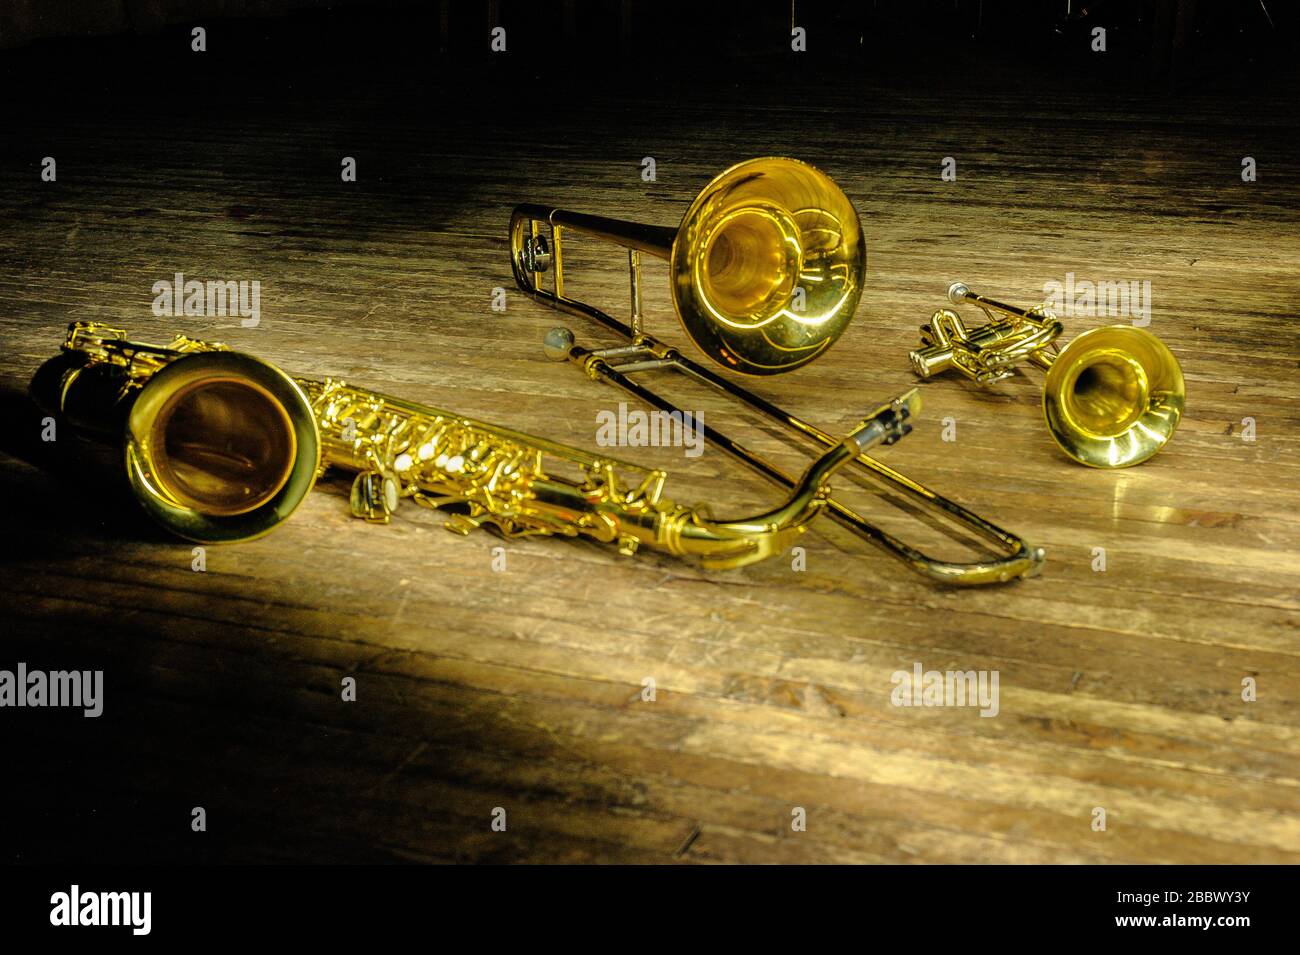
[911,283,1185,468]
[511,157,1045,584]
[29,321,918,570]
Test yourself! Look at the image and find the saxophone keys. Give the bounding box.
[349,470,399,524]
[443,512,481,536]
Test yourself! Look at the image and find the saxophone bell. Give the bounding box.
[125,351,321,542]
[30,324,320,543]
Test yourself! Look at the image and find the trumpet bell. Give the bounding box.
[1042,325,1184,468]
[125,351,320,542]
[670,157,865,376]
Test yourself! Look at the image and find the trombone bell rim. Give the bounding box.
[669,156,865,377]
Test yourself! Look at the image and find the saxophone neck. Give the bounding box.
[671,389,920,570]
[30,322,224,435]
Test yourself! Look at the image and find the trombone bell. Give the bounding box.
[670,157,865,375]
[511,156,865,376]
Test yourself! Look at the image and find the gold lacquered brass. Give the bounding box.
[671,158,864,374]
[510,160,1045,585]
[31,321,916,569]
[30,322,321,543]
[514,157,863,376]
[911,283,1185,468]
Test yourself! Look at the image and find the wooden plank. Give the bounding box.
[2,59,1298,864]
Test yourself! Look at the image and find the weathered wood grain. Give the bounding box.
[1,59,1297,864]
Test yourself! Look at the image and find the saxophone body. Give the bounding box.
[30,322,918,570]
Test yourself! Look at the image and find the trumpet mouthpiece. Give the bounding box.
[947,282,971,305]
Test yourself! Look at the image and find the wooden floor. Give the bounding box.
[2,49,1299,863]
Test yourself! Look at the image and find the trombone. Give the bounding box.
[510,157,1045,585]
[911,283,1184,468]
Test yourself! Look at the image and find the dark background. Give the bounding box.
[2,0,1296,88]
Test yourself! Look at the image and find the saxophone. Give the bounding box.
[29,321,919,570]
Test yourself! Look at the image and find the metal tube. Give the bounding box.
[628,249,644,338]
[545,208,676,259]
[511,208,1047,585]
[559,337,1042,586]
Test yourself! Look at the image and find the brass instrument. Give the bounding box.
[911,283,1185,468]
[510,157,1045,585]
[29,321,919,570]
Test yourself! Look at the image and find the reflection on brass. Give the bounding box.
[912,283,1184,468]
[513,157,864,376]
[511,159,1045,584]
[29,321,918,569]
